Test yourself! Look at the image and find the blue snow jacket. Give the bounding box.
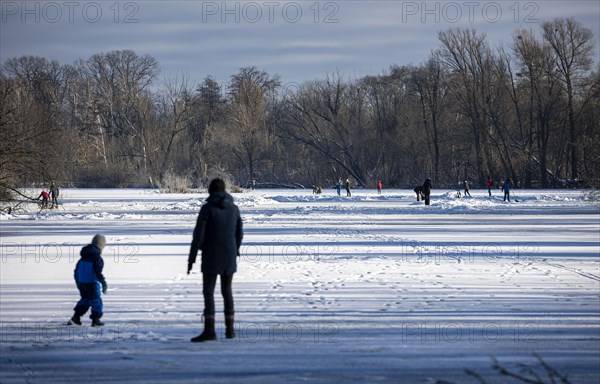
[74,244,106,284]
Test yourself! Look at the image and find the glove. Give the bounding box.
[187,262,193,275]
[101,281,108,294]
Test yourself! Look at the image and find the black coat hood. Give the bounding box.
[206,191,234,209]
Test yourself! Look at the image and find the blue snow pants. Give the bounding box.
[74,283,103,319]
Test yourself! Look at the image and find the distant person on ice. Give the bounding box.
[37,190,49,208]
[502,178,512,202]
[377,181,383,195]
[422,178,432,206]
[49,182,60,208]
[69,234,108,327]
[336,179,342,196]
[345,178,351,197]
[414,185,423,201]
[487,176,493,197]
[463,180,471,197]
[188,178,243,342]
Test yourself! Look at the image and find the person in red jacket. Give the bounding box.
[377,181,383,195]
[487,176,493,197]
[37,190,49,208]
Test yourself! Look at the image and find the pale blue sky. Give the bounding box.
[1,1,599,87]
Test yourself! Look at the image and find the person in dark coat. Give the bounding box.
[413,185,423,201]
[49,182,60,208]
[188,178,243,342]
[69,234,107,327]
[423,178,432,206]
[345,178,351,197]
[502,178,511,202]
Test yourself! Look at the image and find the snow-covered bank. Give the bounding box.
[1,189,599,383]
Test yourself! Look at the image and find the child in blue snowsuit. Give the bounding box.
[69,234,108,327]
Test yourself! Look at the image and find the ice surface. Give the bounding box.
[1,188,599,383]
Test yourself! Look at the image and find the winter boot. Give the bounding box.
[191,315,216,342]
[225,312,235,339]
[91,318,105,327]
[68,313,82,326]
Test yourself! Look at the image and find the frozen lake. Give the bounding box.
[1,188,599,383]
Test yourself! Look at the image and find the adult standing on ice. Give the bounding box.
[188,178,243,342]
[502,178,512,202]
[487,176,493,197]
[345,178,352,197]
[49,181,59,208]
[377,180,383,195]
[422,178,432,206]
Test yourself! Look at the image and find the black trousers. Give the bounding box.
[203,274,234,316]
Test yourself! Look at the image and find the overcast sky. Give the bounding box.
[1,0,599,87]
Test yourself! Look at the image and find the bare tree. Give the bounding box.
[409,58,448,184]
[283,75,370,186]
[84,50,159,185]
[154,74,196,182]
[437,28,498,186]
[1,56,68,188]
[225,66,280,184]
[541,17,595,181]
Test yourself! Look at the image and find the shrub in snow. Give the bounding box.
[159,172,191,193]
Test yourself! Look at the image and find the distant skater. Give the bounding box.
[37,190,49,208]
[487,176,493,197]
[377,181,382,195]
[414,185,423,201]
[463,180,471,197]
[345,179,351,197]
[502,178,511,202]
[336,179,342,196]
[49,182,60,208]
[423,178,432,206]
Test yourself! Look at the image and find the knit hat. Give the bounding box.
[91,234,106,251]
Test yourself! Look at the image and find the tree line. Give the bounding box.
[1,18,598,195]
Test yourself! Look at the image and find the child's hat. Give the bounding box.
[92,234,106,251]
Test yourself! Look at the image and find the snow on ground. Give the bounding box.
[1,188,599,383]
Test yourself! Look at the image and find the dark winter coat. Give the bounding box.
[74,244,106,284]
[422,179,432,195]
[414,186,423,193]
[188,192,243,275]
[49,184,59,198]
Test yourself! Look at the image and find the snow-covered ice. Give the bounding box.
[1,188,599,383]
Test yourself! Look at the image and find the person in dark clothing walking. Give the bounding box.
[49,182,59,208]
[502,178,511,202]
[423,178,432,206]
[414,185,423,201]
[69,234,107,327]
[188,178,243,342]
